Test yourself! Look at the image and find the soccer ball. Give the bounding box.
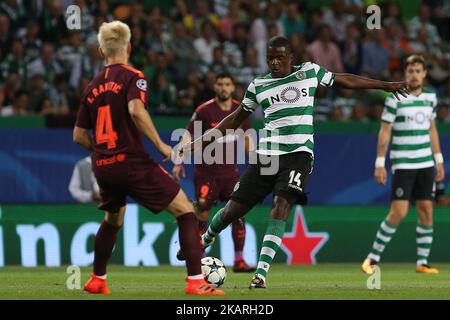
[201,257,227,288]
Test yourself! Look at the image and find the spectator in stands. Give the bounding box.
[194,70,217,106]
[168,21,201,86]
[307,24,344,73]
[57,31,85,75]
[339,22,363,74]
[21,20,42,62]
[1,89,28,117]
[130,25,148,69]
[329,105,344,121]
[0,13,12,61]
[368,102,384,121]
[408,4,441,48]
[0,72,20,108]
[304,9,323,43]
[384,20,411,71]
[201,45,227,76]
[68,156,100,204]
[223,23,248,68]
[182,0,220,36]
[125,2,149,31]
[290,32,308,65]
[176,84,197,114]
[219,0,244,41]
[322,0,355,42]
[0,39,28,83]
[230,47,264,85]
[0,0,26,31]
[150,71,176,114]
[280,1,305,39]
[27,43,63,85]
[49,73,75,115]
[361,29,389,79]
[350,103,368,122]
[69,40,104,89]
[194,21,220,66]
[333,88,359,119]
[436,104,449,123]
[26,73,47,114]
[314,87,333,121]
[435,179,450,207]
[39,0,67,43]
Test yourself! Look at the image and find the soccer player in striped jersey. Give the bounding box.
[180,36,408,288]
[362,55,445,274]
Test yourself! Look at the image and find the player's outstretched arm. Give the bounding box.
[128,98,172,160]
[73,126,93,151]
[429,120,445,181]
[182,106,252,155]
[374,122,392,186]
[334,73,409,100]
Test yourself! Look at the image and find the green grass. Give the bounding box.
[1,264,450,300]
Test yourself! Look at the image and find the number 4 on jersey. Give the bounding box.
[96,105,118,149]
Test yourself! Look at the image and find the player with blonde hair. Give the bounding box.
[74,21,223,295]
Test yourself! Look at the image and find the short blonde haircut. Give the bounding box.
[97,21,131,58]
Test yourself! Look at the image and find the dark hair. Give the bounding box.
[14,89,28,100]
[267,36,292,53]
[404,54,426,70]
[215,72,235,84]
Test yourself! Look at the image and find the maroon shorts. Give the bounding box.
[92,154,180,213]
[194,170,240,211]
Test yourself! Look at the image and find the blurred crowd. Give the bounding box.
[0,0,450,123]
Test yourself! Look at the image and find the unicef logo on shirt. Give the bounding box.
[281,87,303,103]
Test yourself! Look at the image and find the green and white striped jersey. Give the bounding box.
[241,63,335,156]
[382,88,437,170]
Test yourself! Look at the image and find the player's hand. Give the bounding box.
[158,143,173,162]
[435,163,445,181]
[91,191,101,202]
[179,142,192,158]
[374,167,388,185]
[172,164,186,182]
[384,81,409,100]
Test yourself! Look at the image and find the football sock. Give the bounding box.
[203,208,228,245]
[367,219,397,262]
[255,219,286,281]
[416,224,433,266]
[177,213,203,276]
[187,274,204,280]
[232,218,246,261]
[93,221,121,276]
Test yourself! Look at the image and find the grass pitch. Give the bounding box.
[1,263,450,300]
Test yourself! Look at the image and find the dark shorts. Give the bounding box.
[391,167,435,201]
[93,154,180,213]
[194,170,240,211]
[230,151,313,208]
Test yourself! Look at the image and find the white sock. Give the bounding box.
[188,274,204,280]
[95,274,107,280]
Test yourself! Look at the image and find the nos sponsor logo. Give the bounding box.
[270,87,307,105]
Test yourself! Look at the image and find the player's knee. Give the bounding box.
[104,212,124,227]
[270,196,293,221]
[388,208,408,224]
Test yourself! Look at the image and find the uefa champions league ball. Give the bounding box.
[201,257,227,288]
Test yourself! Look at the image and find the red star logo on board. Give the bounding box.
[281,206,329,265]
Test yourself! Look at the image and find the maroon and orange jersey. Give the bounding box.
[75,63,148,158]
[187,98,251,175]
